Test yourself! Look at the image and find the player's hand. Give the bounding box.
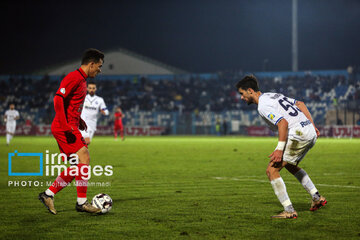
[79,118,87,131]
[315,127,320,138]
[268,150,283,164]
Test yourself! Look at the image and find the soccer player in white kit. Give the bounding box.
[235,75,327,219]
[80,81,109,145]
[4,103,20,145]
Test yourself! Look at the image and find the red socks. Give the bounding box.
[75,163,89,199]
[47,163,89,201]
[48,166,75,194]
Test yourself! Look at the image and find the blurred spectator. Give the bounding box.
[0,72,353,125]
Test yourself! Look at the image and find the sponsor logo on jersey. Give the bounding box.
[268,113,275,120]
[85,106,97,110]
[60,88,66,94]
[270,93,281,99]
[300,120,311,127]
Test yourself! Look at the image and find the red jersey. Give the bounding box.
[114,112,123,126]
[52,68,87,130]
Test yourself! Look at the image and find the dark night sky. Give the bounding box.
[1,0,360,74]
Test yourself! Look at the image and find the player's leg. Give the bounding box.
[45,156,76,197]
[39,161,76,215]
[286,164,320,200]
[114,125,118,140]
[284,138,327,211]
[11,124,16,142]
[6,124,15,145]
[6,132,11,145]
[80,129,91,145]
[75,146,90,204]
[39,130,99,214]
[84,129,93,145]
[74,146,101,213]
[85,138,90,145]
[119,124,124,140]
[87,129,95,145]
[39,132,77,214]
[266,161,297,218]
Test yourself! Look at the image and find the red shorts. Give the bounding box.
[114,123,123,131]
[52,129,87,157]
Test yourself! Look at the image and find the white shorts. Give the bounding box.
[6,123,16,134]
[80,128,95,141]
[283,123,317,165]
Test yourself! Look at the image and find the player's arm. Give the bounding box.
[15,112,20,120]
[269,118,288,164]
[3,114,7,122]
[54,76,81,131]
[295,101,320,137]
[100,101,109,116]
[53,95,73,132]
[100,109,109,116]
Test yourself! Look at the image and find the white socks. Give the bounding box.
[270,177,294,212]
[294,169,320,201]
[45,189,55,197]
[77,198,87,205]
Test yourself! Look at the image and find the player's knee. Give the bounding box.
[266,168,271,178]
[77,147,90,164]
[266,166,278,178]
[80,153,90,165]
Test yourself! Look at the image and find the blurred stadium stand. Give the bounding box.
[1,69,360,136]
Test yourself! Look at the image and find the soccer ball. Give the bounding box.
[91,193,113,214]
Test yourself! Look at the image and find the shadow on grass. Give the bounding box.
[293,202,312,212]
[113,197,153,202]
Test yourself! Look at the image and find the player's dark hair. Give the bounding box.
[235,75,260,92]
[87,80,96,86]
[81,48,104,65]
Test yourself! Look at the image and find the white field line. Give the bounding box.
[213,177,360,189]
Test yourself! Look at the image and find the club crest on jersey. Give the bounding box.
[60,88,66,94]
[268,113,275,120]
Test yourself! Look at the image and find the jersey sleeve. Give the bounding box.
[258,104,284,125]
[15,111,20,118]
[55,75,80,99]
[286,96,297,104]
[99,98,107,111]
[99,98,109,115]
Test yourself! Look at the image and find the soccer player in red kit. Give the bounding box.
[38,49,104,214]
[114,107,125,141]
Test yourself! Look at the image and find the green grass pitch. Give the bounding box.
[1,136,360,239]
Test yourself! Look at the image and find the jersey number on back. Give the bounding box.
[278,97,300,117]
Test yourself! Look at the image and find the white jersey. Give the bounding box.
[5,109,20,125]
[258,92,310,131]
[80,94,108,131]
